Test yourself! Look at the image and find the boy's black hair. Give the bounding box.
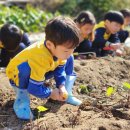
[120,9,130,18]
[45,16,80,48]
[0,24,22,51]
[74,11,96,26]
[104,11,124,25]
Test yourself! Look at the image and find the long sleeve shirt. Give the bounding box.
[92,21,120,49]
[6,40,67,98]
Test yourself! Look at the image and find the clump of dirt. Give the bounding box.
[1,57,130,130]
[75,57,130,88]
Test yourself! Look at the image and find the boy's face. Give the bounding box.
[124,17,130,26]
[46,41,75,60]
[80,23,94,38]
[106,20,122,34]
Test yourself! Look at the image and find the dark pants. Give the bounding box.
[91,48,114,57]
[0,43,27,67]
[118,30,129,43]
[74,39,92,53]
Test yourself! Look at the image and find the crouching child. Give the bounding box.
[6,16,82,120]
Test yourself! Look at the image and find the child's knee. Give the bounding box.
[18,62,31,88]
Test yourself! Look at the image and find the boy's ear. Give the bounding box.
[105,20,110,25]
[76,22,82,28]
[46,40,55,49]
[0,41,4,48]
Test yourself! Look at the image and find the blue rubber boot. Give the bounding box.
[65,75,82,106]
[13,88,34,120]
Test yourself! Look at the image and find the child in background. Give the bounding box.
[6,16,81,120]
[120,9,130,28]
[0,24,30,67]
[92,11,124,57]
[118,9,130,42]
[74,11,96,58]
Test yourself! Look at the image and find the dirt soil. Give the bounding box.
[0,56,130,130]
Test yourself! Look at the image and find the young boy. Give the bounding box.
[92,11,124,56]
[6,16,82,120]
[0,24,30,67]
[118,9,130,42]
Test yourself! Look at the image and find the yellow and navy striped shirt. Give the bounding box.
[93,21,120,49]
[6,39,66,87]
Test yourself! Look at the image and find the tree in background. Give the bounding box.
[1,0,130,32]
[56,0,130,21]
[77,0,113,21]
[57,0,78,15]
[30,0,130,21]
[33,0,64,12]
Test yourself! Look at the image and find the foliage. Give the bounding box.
[123,82,130,89]
[106,87,116,97]
[36,0,64,12]
[57,0,130,21]
[0,5,58,32]
[57,0,78,15]
[79,84,89,94]
[106,82,130,97]
[1,0,130,32]
[77,0,113,21]
[37,106,48,112]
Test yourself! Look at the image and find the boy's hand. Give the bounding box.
[59,85,68,101]
[116,49,123,56]
[49,86,68,101]
[50,88,60,100]
[110,43,121,50]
